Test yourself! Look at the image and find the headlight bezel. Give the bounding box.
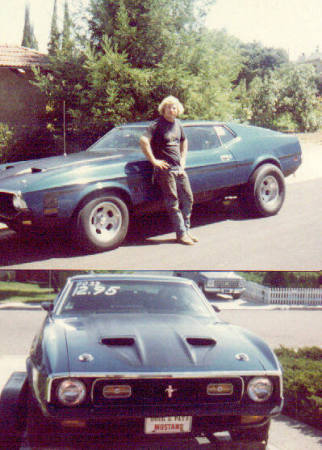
[56,379,87,407]
[247,376,273,402]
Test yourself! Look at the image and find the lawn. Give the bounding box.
[0,281,56,304]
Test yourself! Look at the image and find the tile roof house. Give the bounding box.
[0,45,49,137]
[0,44,49,68]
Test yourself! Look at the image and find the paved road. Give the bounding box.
[0,142,321,271]
[0,176,321,270]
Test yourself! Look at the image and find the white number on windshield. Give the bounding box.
[72,282,120,297]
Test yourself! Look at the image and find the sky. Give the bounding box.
[0,0,321,61]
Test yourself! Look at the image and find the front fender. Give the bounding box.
[24,179,134,221]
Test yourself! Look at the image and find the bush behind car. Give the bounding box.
[275,346,322,430]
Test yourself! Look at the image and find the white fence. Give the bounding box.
[245,281,322,305]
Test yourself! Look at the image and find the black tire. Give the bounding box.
[0,405,21,449]
[75,195,129,252]
[242,164,285,216]
[230,420,270,444]
[232,293,240,300]
[0,372,28,449]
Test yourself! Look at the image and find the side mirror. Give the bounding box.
[41,301,54,312]
[212,304,220,313]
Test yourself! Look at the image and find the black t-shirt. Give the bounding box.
[144,117,186,168]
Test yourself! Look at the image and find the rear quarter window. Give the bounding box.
[214,126,236,145]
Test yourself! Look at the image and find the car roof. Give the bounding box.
[118,120,227,127]
[68,273,193,284]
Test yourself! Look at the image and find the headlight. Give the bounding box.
[247,377,273,402]
[13,192,28,210]
[57,379,86,406]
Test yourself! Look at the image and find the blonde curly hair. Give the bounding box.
[158,96,184,116]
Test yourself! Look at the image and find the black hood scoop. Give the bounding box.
[101,337,135,346]
[186,337,216,346]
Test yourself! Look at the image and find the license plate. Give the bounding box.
[144,416,192,434]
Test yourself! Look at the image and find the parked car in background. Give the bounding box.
[195,271,246,299]
[0,274,283,447]
[174,271,245,299]
[0,121,301,252]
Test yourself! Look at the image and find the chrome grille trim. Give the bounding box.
[46,370,282,403]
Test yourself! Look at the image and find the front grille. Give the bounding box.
[0,192,16,218]
[212,279,241,289]
[92,377,243,407]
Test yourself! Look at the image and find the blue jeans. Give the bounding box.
[156,168,193,238]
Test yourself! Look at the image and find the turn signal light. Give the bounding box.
[241,415,265,424]
[207,383,233,395]
[102,385,132,398]
[60,419,87,428]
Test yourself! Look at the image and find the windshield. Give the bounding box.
[88,127,146,153]
[57,279,211,316]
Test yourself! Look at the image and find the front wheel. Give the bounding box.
[242,164,285,216]
[75,195,129,252]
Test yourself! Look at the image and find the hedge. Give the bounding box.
[275,346,322,430]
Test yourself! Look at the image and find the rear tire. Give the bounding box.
[242,164,285,216]
[75,195,129,252]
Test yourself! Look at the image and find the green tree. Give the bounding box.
[33,47,89,150]
[36,0,243,143]
[237,42,288,87]
[276,64,319,131]
[48,0,60,55]
[243,63,319,131]
[87,0,216,67]
[62,0,73,52]
[83,37,151,129]
[21,3,38,50]
[0,123,14,163]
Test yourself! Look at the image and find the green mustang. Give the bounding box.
[0,121,301,251]
[0,274,283,447]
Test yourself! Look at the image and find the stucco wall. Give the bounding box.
[0,68,47,136]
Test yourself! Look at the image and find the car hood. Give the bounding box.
[0,149,142,192]
[49,314,279,375]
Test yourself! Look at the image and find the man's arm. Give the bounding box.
[180,138,188,169]
[140,136,170,170]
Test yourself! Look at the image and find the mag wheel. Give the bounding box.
[76,195,129,252]
[243,164,285,216]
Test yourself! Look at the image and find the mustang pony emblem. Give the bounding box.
[165,385,177,398]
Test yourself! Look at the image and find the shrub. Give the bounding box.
[0,122,14,162]
[275,346,322,429]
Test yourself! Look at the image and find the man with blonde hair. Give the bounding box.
[140,96,197,245]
